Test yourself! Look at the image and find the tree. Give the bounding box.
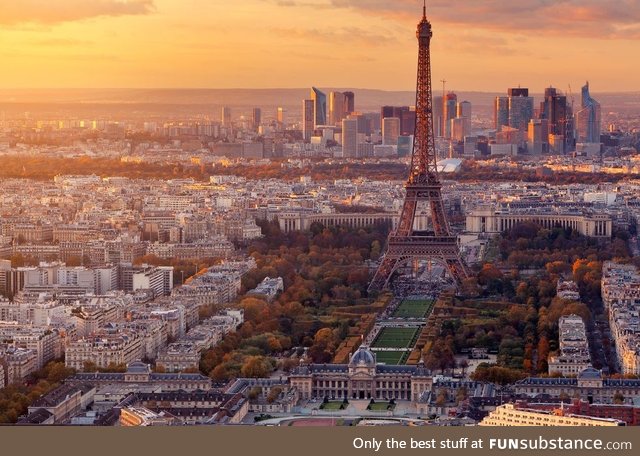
[613,392,625,405]
[435,389,448,407]
[458,359,469,377]
[266,387,283,404]
[471,364,527,385]
[370,240,381,260]
[536,336,550,373]
[240,356,272,378]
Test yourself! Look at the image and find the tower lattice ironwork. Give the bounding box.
[369,3,469,292]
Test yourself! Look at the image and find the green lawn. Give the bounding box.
[391,298,435,318]
[371,327,419,349]
[368,401,396,411]
[373,350,409,365]
[319,401,345,410]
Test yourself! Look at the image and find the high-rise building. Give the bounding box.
[302,99,314,141]
[343,91,355,115]
[381,106,415,136]
[508,88,534,132]
[341,118,358,158]
[443,93,457,138]
[397,135,413,157]
[277,107,286,130]
[400,109,416,136]
[310,87,327,127]
[252,108,261,131]
[329,92,346,126]
[575,82,601,144]
[540,87,574,153]
[527,118,549,155]
[381,106,396,129]
[494,96,509,131]
[382,117,400,146]
[221,106,231,125]
[450,117,466,142]
[456,100,472,137]
[433,96,443,137]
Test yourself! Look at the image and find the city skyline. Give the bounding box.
[0,1,639,91]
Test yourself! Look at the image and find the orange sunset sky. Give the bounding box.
[1,0,639,92]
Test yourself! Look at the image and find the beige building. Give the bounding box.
[279,212,399,233]
[514,367,640,405]
[289,346,432,402]
[1,348,38,384]
[548,315,592,376]
[480,403,624,426]
[601,262,640,375]
[73,362,212,391]
[466,205,612,238]
[23,384,95,425]
[156,343,200,372]
[0,323,63,369]
[65,331,143,371]
[120,407,178,426]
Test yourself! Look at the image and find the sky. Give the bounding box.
[0,0,639,92]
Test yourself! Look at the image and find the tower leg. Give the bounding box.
[369,256,401,292]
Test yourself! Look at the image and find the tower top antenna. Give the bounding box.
[423,0,426,18]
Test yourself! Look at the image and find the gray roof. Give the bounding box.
[349,346,376,367]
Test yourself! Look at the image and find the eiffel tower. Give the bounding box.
[369,2,469,292]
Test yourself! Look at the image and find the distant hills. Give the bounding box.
[0,88,638,118]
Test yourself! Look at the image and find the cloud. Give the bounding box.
[0,0,155,26]
[282,0,640,40]
[438,33,531,57]
[271,26,399,47]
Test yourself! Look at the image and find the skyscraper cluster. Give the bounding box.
[494,84,600,155]
[303,88,356,142]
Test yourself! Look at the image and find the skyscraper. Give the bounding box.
[252,108,261,131]
[456,100,472,137]
[443,93,457,138]
[277,107,286,129]
[540,87,574,153]
[329,92,345,126]
[381,106,415,136]
[341,118,358,158]
[433,96,443,137]
[575,82,601,144]
[507,88,534,132]
[400,109,416,136]
[527,118,549,155]
[343,91,355,115]
[221,106,231,125]
[494,96,509,131]
[310,87,327,127]
[382,117,400,146]
[302,99,314,141]
[450,117,466,142]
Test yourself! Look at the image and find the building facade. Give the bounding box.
[466,206,612,238]
[479,403,624,426]
[289,347,432,402]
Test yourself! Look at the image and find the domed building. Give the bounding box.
[289,345,432,402]
[350,346,377,368]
